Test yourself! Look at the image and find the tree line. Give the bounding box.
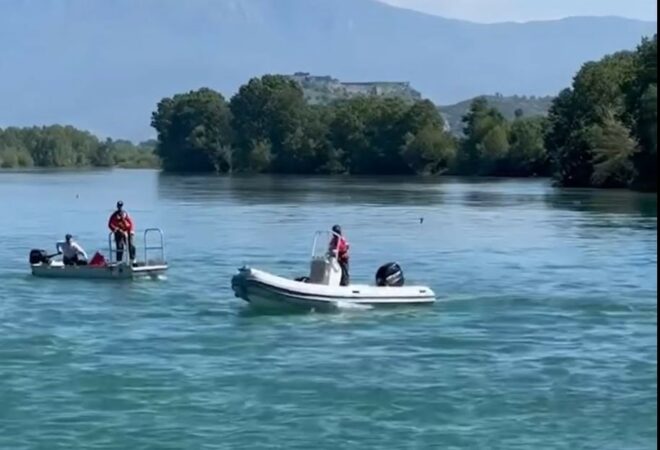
[545,35,657,191]
[152,76,552,178]
[0,126,158,169]
[151,78,545,177]
[151,79,456,176]
[152,35,656,191]
[1,35,654,191]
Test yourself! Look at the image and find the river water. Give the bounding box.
[0,170,656,449]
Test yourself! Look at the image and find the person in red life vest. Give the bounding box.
[108,201,136,264]
[329,224,350,286]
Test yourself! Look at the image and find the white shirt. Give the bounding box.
[57,240,88,260]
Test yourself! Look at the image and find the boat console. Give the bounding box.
[309,231,343,286]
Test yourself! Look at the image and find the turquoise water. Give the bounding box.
[0,170,656,449]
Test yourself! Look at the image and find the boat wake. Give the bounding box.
[332,300,374,312]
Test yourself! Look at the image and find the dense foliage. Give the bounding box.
[151,88,232,173]
[152,79,457,175]
[154,39,657,190]
[0,126,158,169]
[546,34,657,190]
[449,98,550,177]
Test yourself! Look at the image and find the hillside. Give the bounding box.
[0,0,655,139]
[285,73,553,134]
[440,95,555,135]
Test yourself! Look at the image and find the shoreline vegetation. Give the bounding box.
[1,35,656,191]
[0,127,159,169]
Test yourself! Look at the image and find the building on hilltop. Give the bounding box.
[285,73,422,104]
[341,81,420,99]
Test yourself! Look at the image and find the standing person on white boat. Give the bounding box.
[57,234,89,266]
[329,225,350,286]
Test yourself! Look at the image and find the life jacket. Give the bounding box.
[330,236,350,263]
[108,211,134,233]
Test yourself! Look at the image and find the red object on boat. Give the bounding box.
[89,252,107,267]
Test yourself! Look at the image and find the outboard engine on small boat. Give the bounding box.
[29,249,50,265]
[375,262,405,287]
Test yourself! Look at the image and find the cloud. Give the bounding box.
[379,0,658,23]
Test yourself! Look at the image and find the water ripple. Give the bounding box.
[0,172,656,449]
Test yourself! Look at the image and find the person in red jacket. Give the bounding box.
[108,201,136,263]
[329,224,350,286]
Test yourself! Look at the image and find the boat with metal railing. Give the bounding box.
[29,228,168,280]
[231,230,435,312]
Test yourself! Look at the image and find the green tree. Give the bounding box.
[327,98,369,173]
[507,116,549,176]
[328,97,408,174]
[545,89,591,186]
[625,35,657,191]
[546,49,640,187]
[151,88,232,172]
[0,124,158,170]
[398,100,456,174]
[589,112,638,188]
[401,125,455,175]
[230,75,309,173]
[92,138,115,167]
[480,125,510,174]
[457,97,510,175]
[571,52,636,123]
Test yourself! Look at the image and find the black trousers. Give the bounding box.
[63,255,87,266]
[114,231,136,262]
[339,260,350,286]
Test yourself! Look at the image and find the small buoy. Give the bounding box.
[419,217,424,224]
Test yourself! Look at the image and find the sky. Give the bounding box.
[379,0,658,23]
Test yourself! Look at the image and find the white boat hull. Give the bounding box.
[31,261,168,280]
[231,267,435,312]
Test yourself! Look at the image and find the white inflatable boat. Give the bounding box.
[30,228,168,280]
[231,231,435,312]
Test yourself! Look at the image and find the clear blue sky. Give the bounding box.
[380,0,658,22]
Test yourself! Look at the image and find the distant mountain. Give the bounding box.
[440,95,555,135]
[0,0,655,140]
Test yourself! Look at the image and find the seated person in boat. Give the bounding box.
[108,201,136,263]
[57,234,88,266]
[329,224,350,286]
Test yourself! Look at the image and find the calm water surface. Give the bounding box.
[0,170,656,449]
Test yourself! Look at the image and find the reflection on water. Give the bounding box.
[157,173,451,206]
[544,188,657,218]
[158,172,657,218]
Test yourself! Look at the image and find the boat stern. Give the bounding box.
[231,266,253,301]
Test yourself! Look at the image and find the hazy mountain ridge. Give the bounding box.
[0,0,655,139]
[440,95,555,135]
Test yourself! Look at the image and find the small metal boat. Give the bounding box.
[30,228,168,280]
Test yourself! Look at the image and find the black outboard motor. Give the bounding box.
[29,249,50,265]
[375,262,405,287]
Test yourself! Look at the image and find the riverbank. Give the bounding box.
[0,125,159,170]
